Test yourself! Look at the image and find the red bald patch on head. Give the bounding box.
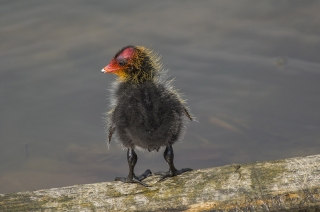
[102,46,137,77]
[118,47,135,59]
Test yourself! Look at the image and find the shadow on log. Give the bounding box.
[1,154,320,211]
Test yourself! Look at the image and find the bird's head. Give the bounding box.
[101,45,162,83]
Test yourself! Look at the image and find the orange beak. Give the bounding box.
[101,58,120,74]
[101,64,115,73]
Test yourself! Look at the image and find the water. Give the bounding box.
[1,1,320,194]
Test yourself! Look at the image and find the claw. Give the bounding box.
[134,169,152,181]
[115,176,149,187]
[115,169,152,187]
[155,168,192,182]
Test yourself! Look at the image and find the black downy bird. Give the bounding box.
[101,45,193,186]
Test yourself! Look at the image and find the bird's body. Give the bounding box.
[111,80,185,152]
[102,45,192,186]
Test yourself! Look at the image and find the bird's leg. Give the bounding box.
[115,148,152,187]
[155,145,192,182]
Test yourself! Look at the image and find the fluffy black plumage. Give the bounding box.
[111,81,185,152]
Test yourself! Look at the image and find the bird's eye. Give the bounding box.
[117,59,127,67]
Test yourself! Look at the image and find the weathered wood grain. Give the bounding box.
[1,154,319,211]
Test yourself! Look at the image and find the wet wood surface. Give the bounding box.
[1,154,319,211]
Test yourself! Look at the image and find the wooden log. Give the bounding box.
[1,154,320,211]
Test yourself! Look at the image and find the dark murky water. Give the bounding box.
[1,1,320,194]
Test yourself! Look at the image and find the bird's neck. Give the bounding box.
[118,69,157,84]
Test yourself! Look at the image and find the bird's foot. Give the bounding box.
[155,168,192,182]
[115,177,149,187]
[115,169,152,187]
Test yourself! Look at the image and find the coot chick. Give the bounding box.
[101,45,193,186]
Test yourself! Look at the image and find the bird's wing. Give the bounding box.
[183,107,193,121]
[106,107,117,143]
[108,126,116,143]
